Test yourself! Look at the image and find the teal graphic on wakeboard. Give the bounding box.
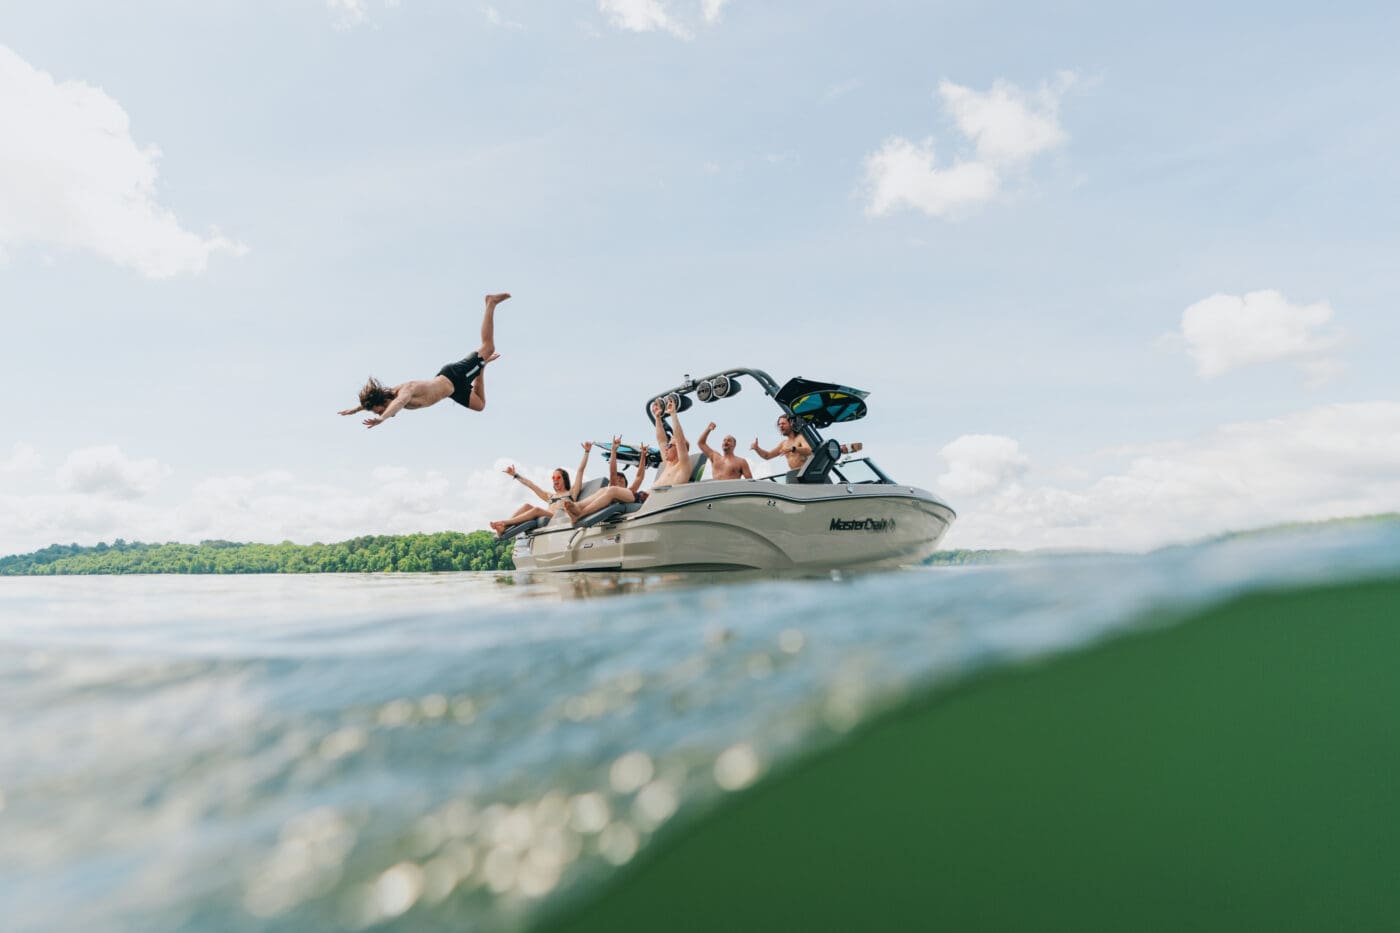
[774,378,869,428]
[599,441,662,469]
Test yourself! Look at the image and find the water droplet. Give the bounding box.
[371,862,423,919]
[633,779,679,829]
[609,751,654,794]
[714,743,760,791]
[597,822,639,865]
[569,792,610,834]
[378,698,415,727]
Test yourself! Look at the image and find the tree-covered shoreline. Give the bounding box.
[0,532,515,575]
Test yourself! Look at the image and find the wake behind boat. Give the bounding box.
[507,367,956,572]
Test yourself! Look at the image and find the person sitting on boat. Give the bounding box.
[697,422,753,480]
[489,442,593,535]
[339,293,510,428]
[561,435,651,522]
[562,398,693,523]
[649,396,694,486]
[752,414,862,471]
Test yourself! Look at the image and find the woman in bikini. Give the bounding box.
[489,442,593,535]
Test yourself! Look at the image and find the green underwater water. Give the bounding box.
[543,577,1400,932]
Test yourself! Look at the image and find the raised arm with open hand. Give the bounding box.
[665,398,691,475]
[631,444,649,492]
[572,441,593,498]
[609,435,623,485]
[505,465,551,503]
[652,400,669,450]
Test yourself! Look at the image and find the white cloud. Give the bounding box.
[702,0,731,24]
[482,5,524,30]
[864,72,1077,218]
[938,434,1029,496]
[1177,289,1343,383]
[327,0,370,29]
[864,139,1000,218]
[327,0,399,29]
[597,0,732,38]
[0,45,245,278]
[940,402,1400,552]
[939,76,1071,164]
[0,457,556,557]
[600,0,690,38]
[0,442,42,476]
[56,446,172,500]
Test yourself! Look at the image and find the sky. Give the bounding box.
[1,0,1398,556]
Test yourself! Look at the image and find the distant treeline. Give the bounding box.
[923,549,1021,566]
[0,532,515,576]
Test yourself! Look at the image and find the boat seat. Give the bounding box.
[575,500,644,528]
[689,452,708,482]
[498,516,544,541]
[574,477,608,498]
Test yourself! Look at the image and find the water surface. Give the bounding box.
[2,521,1398,931]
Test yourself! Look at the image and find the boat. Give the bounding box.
[506,367,956,572]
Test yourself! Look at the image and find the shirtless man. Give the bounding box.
[649,397,694,487]
[339,293,510,428]
[697,422,752,480]
[751,414,862,470]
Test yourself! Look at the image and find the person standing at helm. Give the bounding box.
[752,414,861,470]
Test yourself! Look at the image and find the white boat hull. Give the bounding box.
[511,480,955,572]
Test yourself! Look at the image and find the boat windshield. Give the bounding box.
[831,458,891,484]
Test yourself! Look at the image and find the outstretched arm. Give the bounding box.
[751,438,780,460]
[697,422,720,462]
[651,400,668,450]
[363,383,416,428]
[609,435,623,486]
[571,441,593,499]
[339,404,364,416]
[663,397,691,456]
[631,446,649,493]
[504,465,552,503]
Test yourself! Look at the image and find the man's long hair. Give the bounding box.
[359,377,394,410]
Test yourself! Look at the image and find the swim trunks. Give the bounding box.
[635,491,649,504]
[436,353,485,409]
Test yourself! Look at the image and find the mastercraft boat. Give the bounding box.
[506,367,955,572]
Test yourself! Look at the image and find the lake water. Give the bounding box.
[3,520,1398,932]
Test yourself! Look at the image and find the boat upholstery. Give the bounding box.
[575,501,644,528]
[499,516,544,540]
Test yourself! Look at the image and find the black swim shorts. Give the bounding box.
[437,352,484,409]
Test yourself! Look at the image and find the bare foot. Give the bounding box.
[562,500,582,519]
[485,293,511,307]
[489,520,507,535]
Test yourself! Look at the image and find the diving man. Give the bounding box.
[339,293,510,428]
